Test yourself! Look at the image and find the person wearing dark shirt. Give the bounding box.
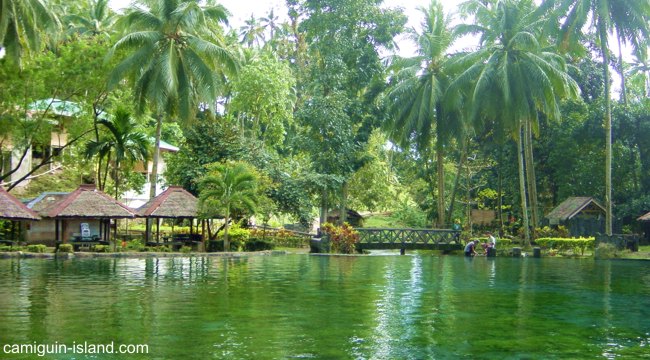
[464,240,478,257]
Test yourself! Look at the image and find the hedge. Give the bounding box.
[534,237,595,256]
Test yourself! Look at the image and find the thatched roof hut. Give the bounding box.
[136,186,203,246]
[45,184,135,219]
[545,197,605,237]
[24,185,135,246]
[137,186,197,218]
[0,187,40,221]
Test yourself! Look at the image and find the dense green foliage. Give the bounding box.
[0,0,649,247]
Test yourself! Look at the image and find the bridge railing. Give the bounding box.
[355,228,461,245]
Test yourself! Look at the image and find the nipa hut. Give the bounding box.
[136,186,203,247]
[0,187,40,244]
[545,197,605,237]
[28,184,135,246]
[326,208,364,228]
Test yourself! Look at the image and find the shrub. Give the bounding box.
[93,245,109,253]
[146,245,171,252]
[180,246,192,254]
[207,240,224,252]
[218,224,250,251]
[535,237,594,256]
[594,243,618,259]
[57,244,74,253]
[0,245,14,252]
[534,226,569,239]
[245,238,275,251]
[249,228,308,248]
[126,239,145,252]
[26,244,47,253]
[322,222,359,254]
[394,203,428,228]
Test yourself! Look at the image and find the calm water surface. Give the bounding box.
[0,254,648,359]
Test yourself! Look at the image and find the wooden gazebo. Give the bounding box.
[136,186,204,248]
[42,184,135,246]
[0,187,40,244]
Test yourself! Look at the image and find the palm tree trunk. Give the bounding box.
[102,152,111,192]
[224,207,230,252]
[617,34,627,106]
[497,144,504,236]
[600,25,613,236]
[446,137,468,225]
[96,155,103,190]
[524,121,539,234]
[149,115,163,200]
[517,127,530,246]
[436,139,445,228]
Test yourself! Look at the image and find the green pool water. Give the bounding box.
[0,254,648,359]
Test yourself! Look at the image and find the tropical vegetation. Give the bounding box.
[0,0,649,252]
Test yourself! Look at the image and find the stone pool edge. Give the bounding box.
[0,250,289,260]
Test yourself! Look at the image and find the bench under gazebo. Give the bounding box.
[137,186,204,250]
[40,184,136,250]
[0,187,41,245]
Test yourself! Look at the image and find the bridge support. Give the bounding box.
[400,248,405,255]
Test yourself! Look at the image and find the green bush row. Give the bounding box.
[27,244,48,253]
[534,237,595,256]
[57,244,74,253]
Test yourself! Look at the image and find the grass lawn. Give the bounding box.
[620,244,650,260]
[362,213,410,228]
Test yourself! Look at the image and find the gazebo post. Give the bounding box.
[201,219,206,252]
[156,218,160,243]
[113,219,118,251]
[145,219,150,244]
[55,219,60,244]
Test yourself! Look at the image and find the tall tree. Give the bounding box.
[289,0,405,225]
[544,0,650,235]
[239,14,265,47]
[260,9,280,41]
[386,0,464,227]
[108,0,237,200]
[199,162,258,252]
[453,0,580,244]
[0,0,59,65]
[63,0,117,40]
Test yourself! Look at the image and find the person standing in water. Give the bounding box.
[464,240,478,257]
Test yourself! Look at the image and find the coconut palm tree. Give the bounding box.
[260,9,280,42]
[385,0,465,227]
[452,0,580,244]
[108,0,237,200]
[630,44,650,98]
[239,14,265,47]
[64,0,116,40]
[0,0,59,65]
[199,162,258,252]
[84,109,150,198]
[543,0,650,235]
